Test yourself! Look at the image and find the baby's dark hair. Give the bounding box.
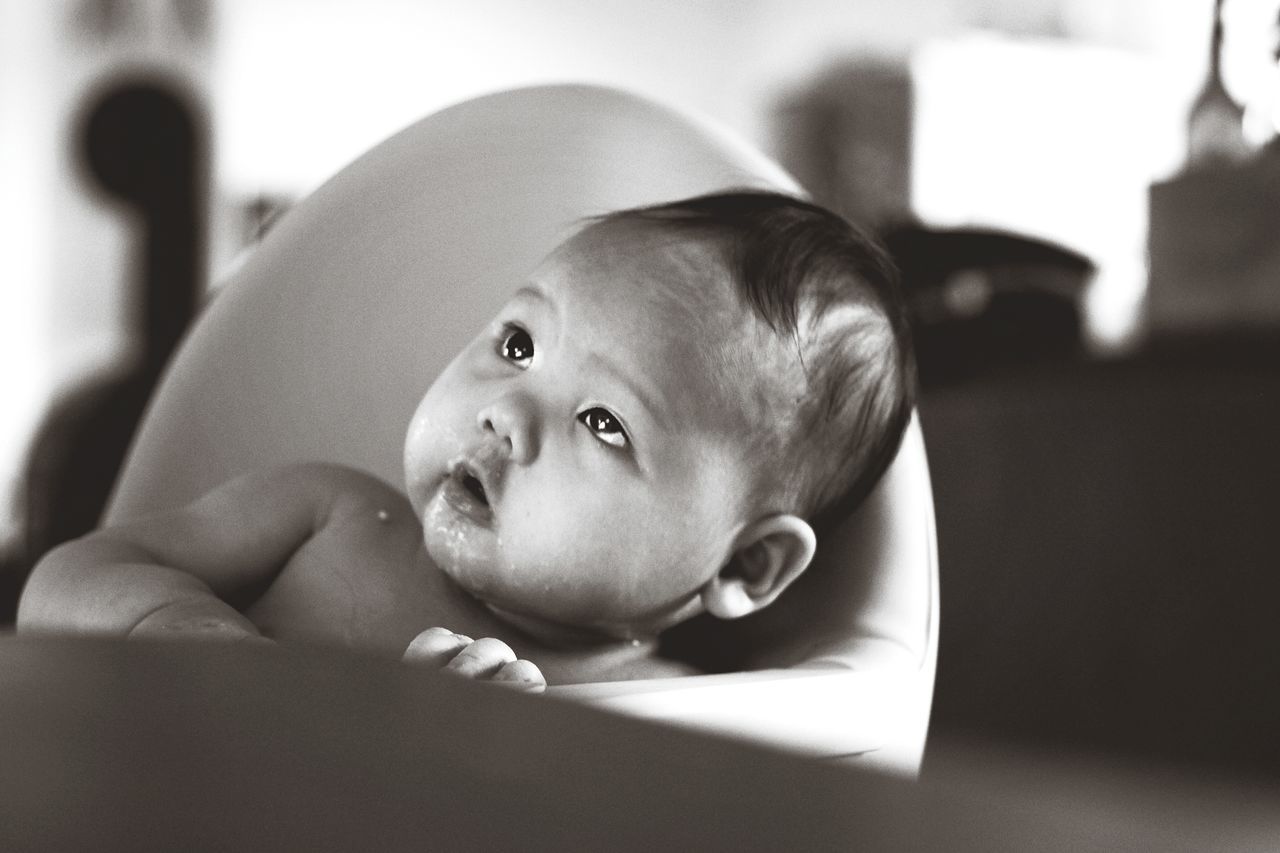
[594,189,916,532]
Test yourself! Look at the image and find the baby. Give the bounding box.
[17,190,915,690]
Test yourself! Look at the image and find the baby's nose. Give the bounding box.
[477,394,537,465]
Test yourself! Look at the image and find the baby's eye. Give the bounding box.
[499,325,534,368]
[578,407,628,449]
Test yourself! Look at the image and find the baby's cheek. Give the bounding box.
[504,503,590,576]
[503,509,615,587]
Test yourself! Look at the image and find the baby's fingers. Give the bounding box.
[445,637,516,678]
[404,631,543,692]
[403,627,473,667]
[492,659,546,693]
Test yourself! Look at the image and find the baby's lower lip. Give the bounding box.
[439,475,494,526]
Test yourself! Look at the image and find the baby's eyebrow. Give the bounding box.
[511,284,559,342]
[586,347,667,434]
[513,284,548,304]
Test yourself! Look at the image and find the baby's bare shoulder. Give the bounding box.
[242,463,426,652]
[259,461,408,518]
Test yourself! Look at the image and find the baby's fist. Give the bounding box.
[403,627,545,692]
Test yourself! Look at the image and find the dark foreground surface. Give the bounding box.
[1,636,1278,852]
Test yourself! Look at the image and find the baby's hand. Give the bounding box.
[129,597,269,643]
[402,627,546,693]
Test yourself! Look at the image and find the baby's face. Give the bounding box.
[403,220,778,642]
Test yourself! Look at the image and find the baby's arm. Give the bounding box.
[17,463,362,640]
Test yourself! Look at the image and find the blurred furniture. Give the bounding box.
[882,225,1092,386]
[1147,145,1280,336]
[2,637,1279,852]
[922,341,1280,778]
[14,76,207,618]
[101,84,937,773]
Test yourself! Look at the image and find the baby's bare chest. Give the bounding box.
[245,498,472,656]
[239,480,697,682]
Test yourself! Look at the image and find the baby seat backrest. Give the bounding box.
[105,84,937,773]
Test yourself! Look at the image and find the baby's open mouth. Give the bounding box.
[461,472,488,507]
[440,460,495,525]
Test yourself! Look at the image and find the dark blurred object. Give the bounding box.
[1185,0,1250,168]
[9,76,208,621]
[1147,0,1280,343]
[883,224,1093,386]
[1146,144,1280,338]
[923,344,1280,780]
[75,0,212,44]
[774,60,913,227]
[1274,4,1280,65]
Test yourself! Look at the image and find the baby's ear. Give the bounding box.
[701,514,816,620]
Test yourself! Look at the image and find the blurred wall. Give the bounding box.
[3,0,1271,571]
[209,0,1238,205]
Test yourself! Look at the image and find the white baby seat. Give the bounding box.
[104,84,938,776]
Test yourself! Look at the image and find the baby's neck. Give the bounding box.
[482,602,701,684]
[482,601,654,653]
[422,550,685,682]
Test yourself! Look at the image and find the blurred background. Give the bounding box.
[3,0,1280,787]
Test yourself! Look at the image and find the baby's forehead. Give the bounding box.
[543,217,807,432]
[566,218,778,339]
[560,218,730,295]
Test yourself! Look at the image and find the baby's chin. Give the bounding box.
[420,523,523,616]
[422,534,493,597]
[421,521,701,647]
[420,490,496,567]
[481,601,653,649]
[425,547,654,647]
